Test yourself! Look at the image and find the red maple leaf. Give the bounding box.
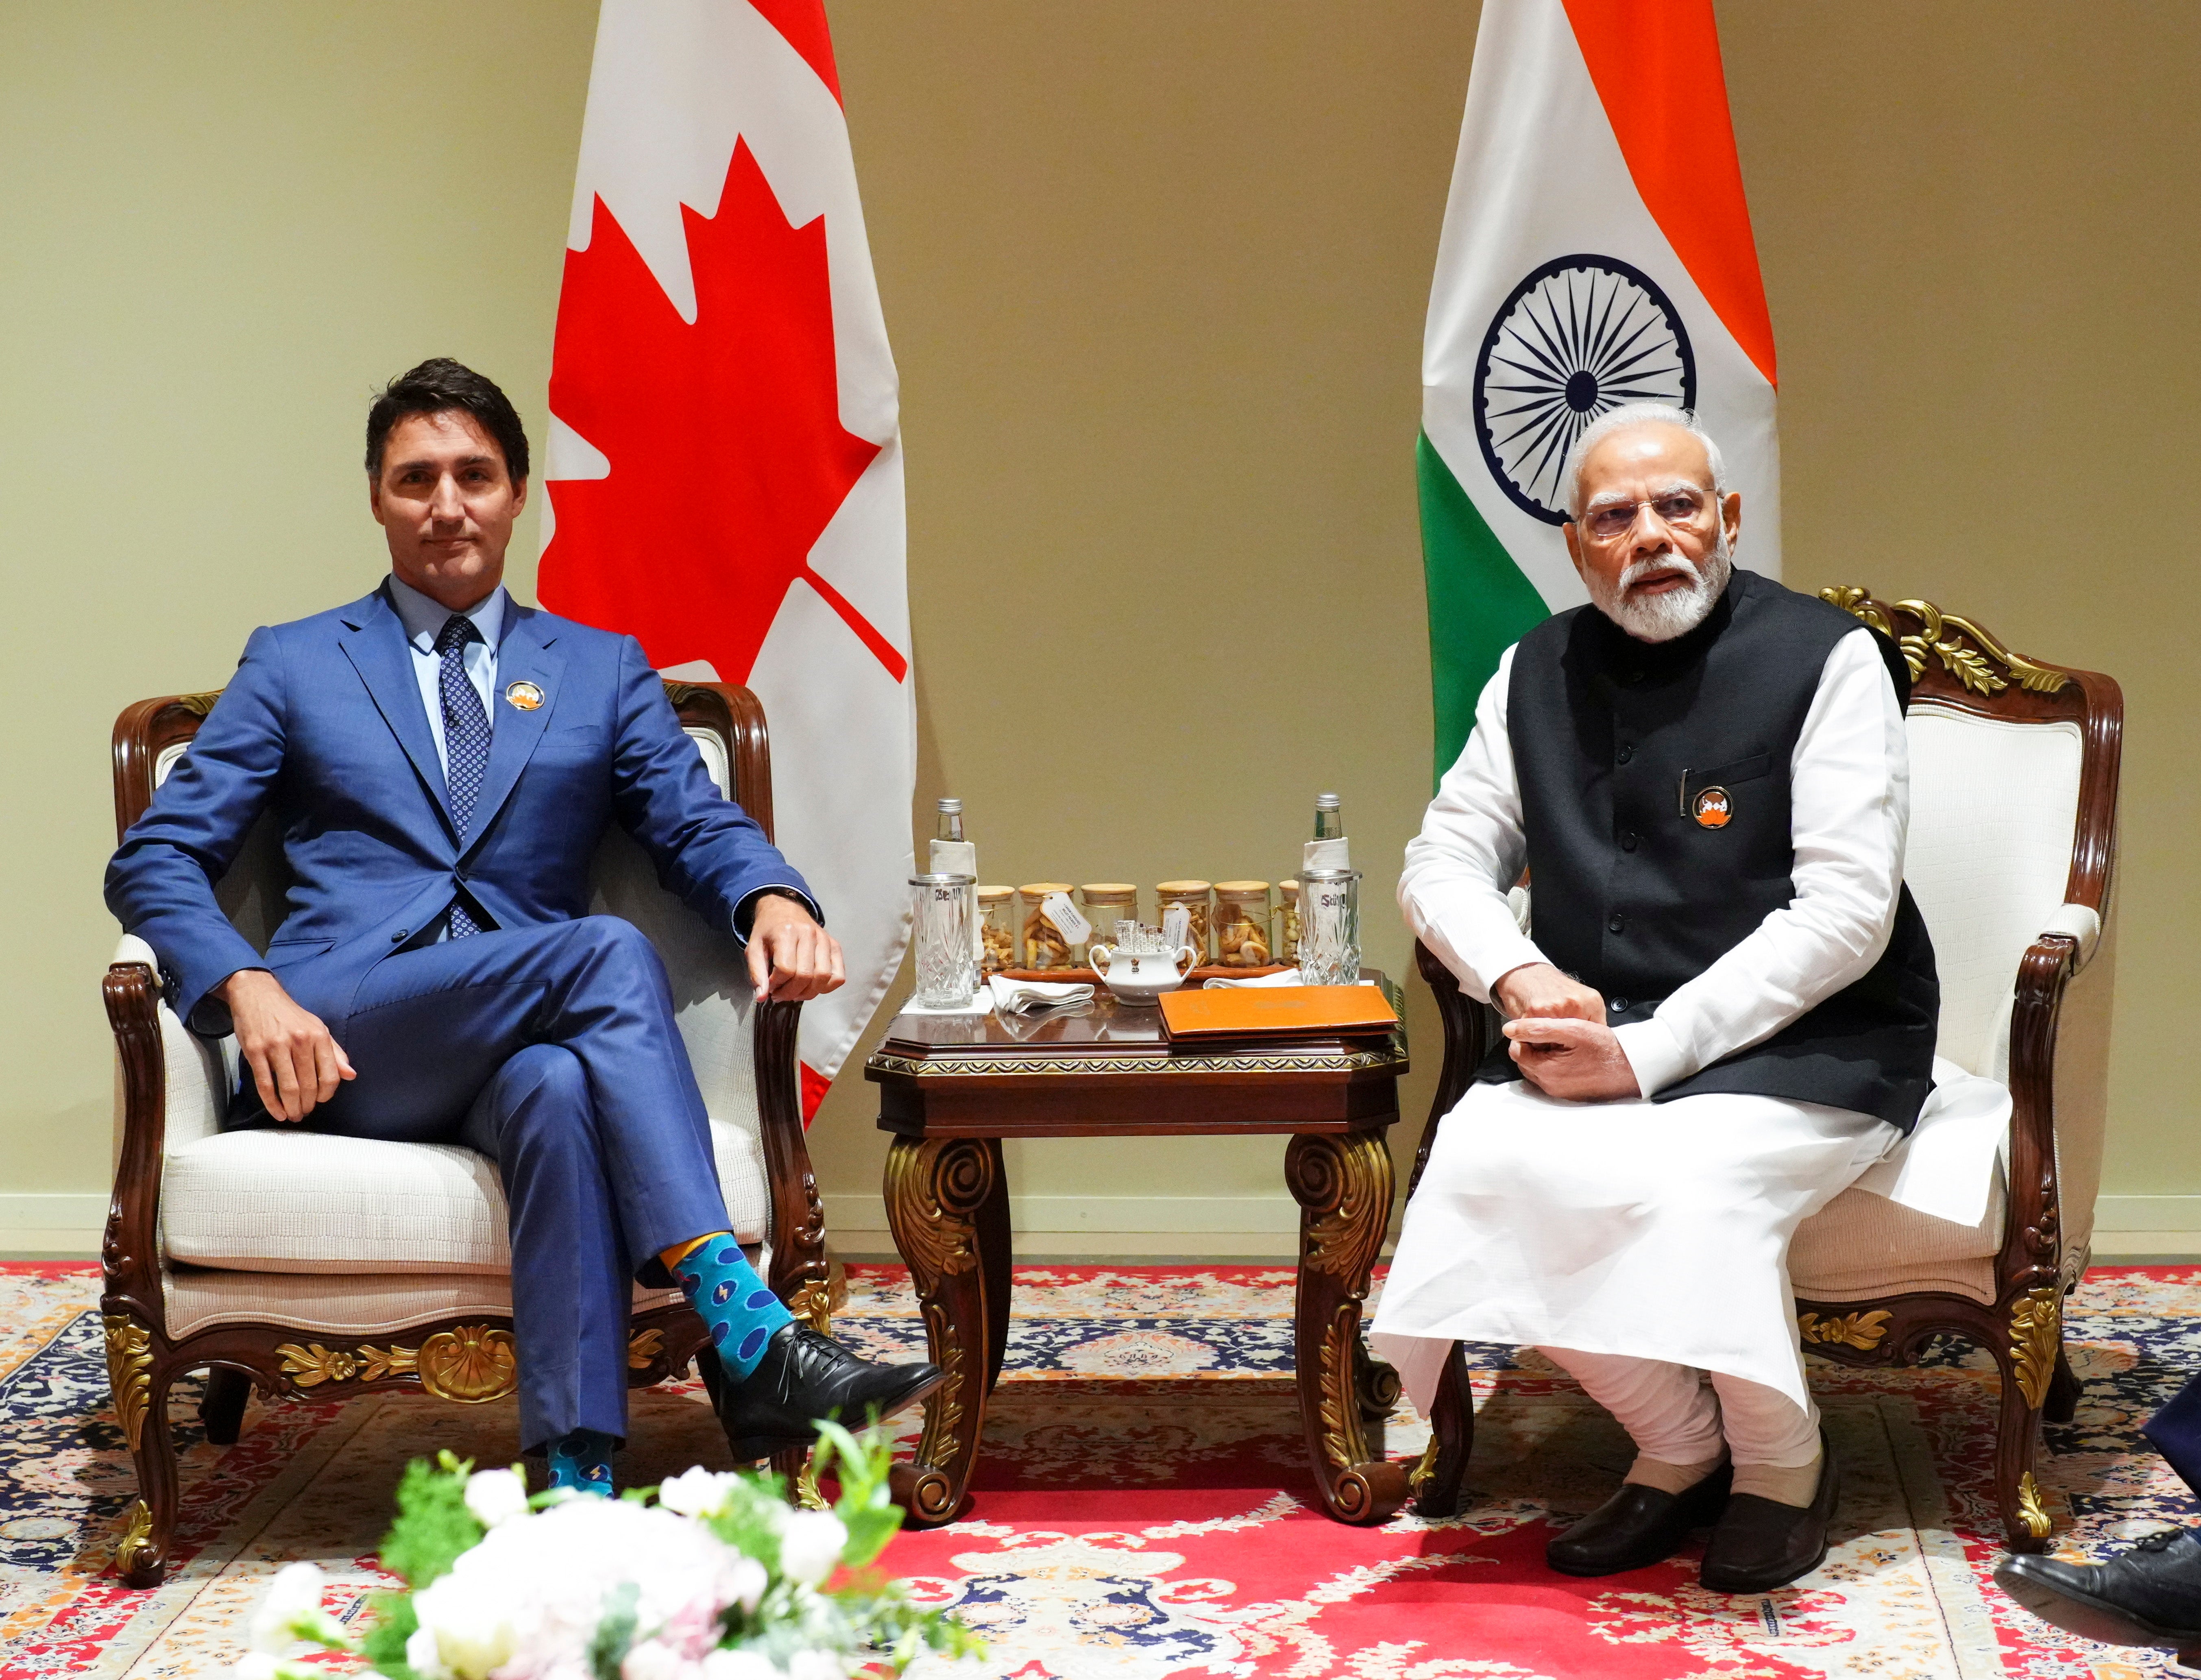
[540,140,901,685]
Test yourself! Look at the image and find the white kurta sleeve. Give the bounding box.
[1613,626,1910,1096]
[1398,645,1550,1003]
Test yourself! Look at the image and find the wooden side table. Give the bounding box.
[864,980,1413,1527]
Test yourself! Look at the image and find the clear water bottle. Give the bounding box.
[1313,792,1344,842]
[936,798,965,843]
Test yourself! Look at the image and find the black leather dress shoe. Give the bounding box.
[712,1323,945,1459]
[1995,1528,2201,1654]
[1547,1463,1733,1577]
[1700,1432,1839,1593]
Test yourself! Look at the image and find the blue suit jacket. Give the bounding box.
[106,584,813,1033]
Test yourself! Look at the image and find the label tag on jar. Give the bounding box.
[1041,892,1091,945]
[1161,905,1192,951]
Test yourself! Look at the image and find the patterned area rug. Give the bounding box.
[6,1261,2201,1679]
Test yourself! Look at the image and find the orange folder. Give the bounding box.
[1159,985,1399,1046]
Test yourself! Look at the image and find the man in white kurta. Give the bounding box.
[1372,404,2002,1593]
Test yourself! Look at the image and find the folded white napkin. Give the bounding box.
[1202,968,1380,990]
[988,975,1094,1013]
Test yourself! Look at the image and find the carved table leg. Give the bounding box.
[2045,1343,2081,1425]
[883,1136,995,1527]
[977,1138,1013,1396]
[105,1314,174,1587]
[1286,1130,1412,1524]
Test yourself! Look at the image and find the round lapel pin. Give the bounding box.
[505,680,544,711]
[1692,786,1733,829]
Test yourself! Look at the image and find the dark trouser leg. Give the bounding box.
[456,1044,632,1451]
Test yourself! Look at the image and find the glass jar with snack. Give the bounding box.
[977,885,1015,976]
[1277,879,1301,966]
[1153,880,1213,965]
[1212,880,1274,967]
[1018,881,1077,970]
[1078,883,1140,954]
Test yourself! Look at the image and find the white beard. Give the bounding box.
[1590,529,1733,643]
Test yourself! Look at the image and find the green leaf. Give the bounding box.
[379,1454,485,1590]
[359,1589,419,1679]
[587,1581,639,1680]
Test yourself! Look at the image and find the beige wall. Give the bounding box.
[0,4,2190,1253]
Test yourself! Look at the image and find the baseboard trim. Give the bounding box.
[0,1193,107,1255]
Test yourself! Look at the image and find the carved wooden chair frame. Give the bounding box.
[1401,588,2123,1554]
[102,680,831,1587]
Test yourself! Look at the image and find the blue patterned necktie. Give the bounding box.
[434,614,492,937]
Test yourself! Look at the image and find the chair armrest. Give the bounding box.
[2040,903,2102,972]
[103,959,168,1320]
[1997,933,2086,1296]
[753,998,830,1328]
[1410,940,1494,1199]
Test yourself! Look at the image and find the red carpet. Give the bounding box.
[4,1261,2200,1677]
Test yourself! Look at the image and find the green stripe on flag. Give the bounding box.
[1417,432,1551,786]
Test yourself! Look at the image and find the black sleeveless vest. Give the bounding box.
[1482,568,1939,1133]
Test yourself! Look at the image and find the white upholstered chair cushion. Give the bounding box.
[161,1117,767,1272]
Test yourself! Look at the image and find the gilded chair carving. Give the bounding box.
[100,681,830,1587]
[1405,589,2122,1553]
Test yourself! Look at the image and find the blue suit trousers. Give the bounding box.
[241,915,733,1451]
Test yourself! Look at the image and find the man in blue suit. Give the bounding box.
[106,359,939,1493]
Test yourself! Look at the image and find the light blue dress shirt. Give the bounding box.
[385,572,508,778]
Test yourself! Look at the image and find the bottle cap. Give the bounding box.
[1280,880,1300,899]
[976,885,1013,902]
[1018,882,1073,896]
[1155,880,1212,894]
[936,798,963,813]
[1079,882,1138,898]
[1213,880,1270,893]
[1315,792,1342,810]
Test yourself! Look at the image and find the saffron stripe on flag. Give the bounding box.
[1418,432,1550,786]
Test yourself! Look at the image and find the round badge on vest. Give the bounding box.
[1692,786,1733,829]
[506,680,545,711]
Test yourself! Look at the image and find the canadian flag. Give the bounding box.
[540,0,913,1116]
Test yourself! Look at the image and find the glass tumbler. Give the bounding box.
[1296,868,1362,986]
[911,872,978,1006]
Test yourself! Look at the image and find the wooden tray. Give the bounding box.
[991,965,1295,986]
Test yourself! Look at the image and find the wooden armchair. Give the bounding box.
[101,681,831,1588]
[1404,588,2122,1554]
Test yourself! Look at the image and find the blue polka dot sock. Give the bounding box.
[664,1232,793,1384]
[546,1426,615,1496]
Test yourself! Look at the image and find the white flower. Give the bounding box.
[410,1571,520,1680]
[726,1556,767,1616]
[621,1640,700,1680]
[656,1467,742,1519]
[406,1491,771,1680]
[785,1652,846,1680]
[246,1562,329,1653]
[773,1510,847,1588]
[405,1623,452,1680]
[464,1467,532,1528]
[233,1655,282,1680]
[699,1652,779,1680]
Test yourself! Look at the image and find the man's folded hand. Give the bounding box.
[219,967,356,1122]
[747,893,846,1002]
[1503,1015,1643,1103]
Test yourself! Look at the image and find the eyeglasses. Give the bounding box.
[1575,488,1717,543]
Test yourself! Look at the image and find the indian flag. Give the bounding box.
[1419,0,1779,779]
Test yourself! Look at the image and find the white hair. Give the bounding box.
[1562,402,1727,518]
